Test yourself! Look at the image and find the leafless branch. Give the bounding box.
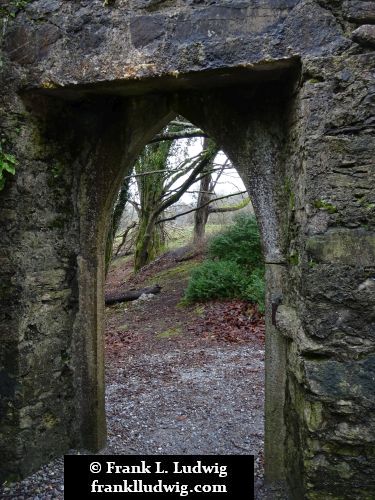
[149,129,208,143]
[157,190,247,224]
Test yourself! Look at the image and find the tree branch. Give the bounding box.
[157,190,248,224]
[162,151,212,192]
[154,147,219,218]
[149,129,208,143]
[128,199,141,216]
[115,221,137,256]
[209,195,250,213]
[162,165,223,198]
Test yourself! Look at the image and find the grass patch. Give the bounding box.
[165,224,224,251]
[144,260,199,287]
[109,254,132,270]
[194,304,206,316]
[156,326,182,339]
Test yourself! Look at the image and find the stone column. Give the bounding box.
[0,90,171,481]
[280,53,375,498]
[176,77,298,485]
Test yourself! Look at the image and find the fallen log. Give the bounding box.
[176,251,200,262]
[105,284,162,305]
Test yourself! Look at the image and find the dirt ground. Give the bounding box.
[0,249,287,499]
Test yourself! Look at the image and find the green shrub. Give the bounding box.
[184,215,265,310]
[243,267,265,312]
[207,213,262,270]
[184,260,246,302]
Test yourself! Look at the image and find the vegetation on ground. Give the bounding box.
[183,214,265,311]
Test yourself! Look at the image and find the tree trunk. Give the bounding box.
[133,130,218,270]
[193,138,214,244]
[105,284,161,305]
[193,171,212,244]
[134,141,170,271]
[134,215,165,271]
[105,176,130,274]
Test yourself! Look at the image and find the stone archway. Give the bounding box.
[1,1,375,498]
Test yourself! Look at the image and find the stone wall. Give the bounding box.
[1,0,374,497]
[281,53,375,498]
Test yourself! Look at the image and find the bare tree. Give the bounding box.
[133,139,218,270]
[106,118,249,272]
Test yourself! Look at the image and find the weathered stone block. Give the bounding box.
[304,355,375,404]
[306,229,375,266]
[130,15,167,47]
[344,1,375,24]
[352,24,375,45]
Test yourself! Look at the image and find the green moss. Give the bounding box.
[42,412,58,429]
[61,350,69,364]
[304,401,324,432]
[51,163,64,179]
[313,199,338,214]
[321,442,362,456]
[306,78,321,84]
[322,443,375,459]
[284,177,292,196]
[2,473,22,486]
[144,261,198,287]
[194,305,205,317]
[156,326,182,339]
[307,230,375,266]
[41,81,60,89]
[0,0,31,18]
[0,141,17,191]
[289,251,299,266]
[283,177,296,211]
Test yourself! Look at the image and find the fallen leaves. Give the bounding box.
[194,299,265,344]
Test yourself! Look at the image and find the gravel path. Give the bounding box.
[0,337,287,499]
[0,343,266,499]
[104,345,265,459]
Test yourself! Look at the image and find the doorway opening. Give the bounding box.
[103,116,266,486]
[0,61,300,498]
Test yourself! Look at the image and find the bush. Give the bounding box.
[207,213,262,270]
[184,215,265,310]
[184,260,246,302]
[243,267,265,313]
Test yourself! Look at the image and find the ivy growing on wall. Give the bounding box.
[0,142,17,191]
[0,0,27,191]
[0,0,31,19]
